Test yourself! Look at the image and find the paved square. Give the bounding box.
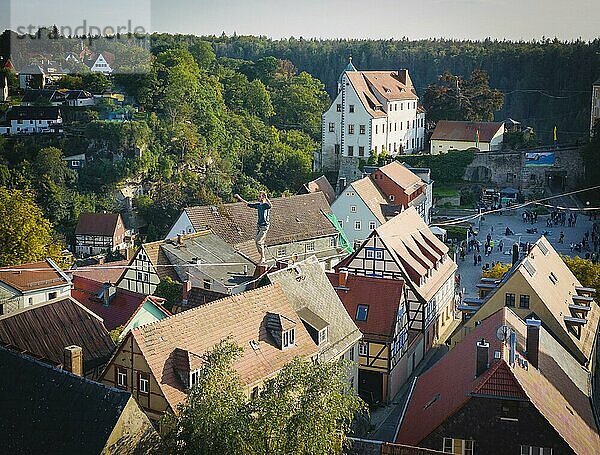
[455,210,597,298]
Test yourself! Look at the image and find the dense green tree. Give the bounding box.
[562,256,600,299]
[423,70,504,123]
[159,338,366,455]
[154,276,183,312]
[271,72,330,139]
[0,187,64,266]
[189,41,217,70]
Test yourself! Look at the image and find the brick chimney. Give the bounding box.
[63,345,83,376]
[476,338,489,377]
[181,280,192,306]
[338,271,349,288]
[526,318,541,369]
[397,69,409,85]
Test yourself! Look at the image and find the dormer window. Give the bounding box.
[282,328,295,349]
[190,369,201,387]
[266,312,297,350]
[318,327,328,345]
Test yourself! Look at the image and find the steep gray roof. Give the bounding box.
[160,232,255,289]
[0,347,133,453]
[268,256,362,361]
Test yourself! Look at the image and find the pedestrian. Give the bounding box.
[474,253,478,266]
[235,191,272,263]
[570,242,574,252]
[559,231,564,244]
[477,254,482,264]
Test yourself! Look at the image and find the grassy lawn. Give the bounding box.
[434,186,460,198]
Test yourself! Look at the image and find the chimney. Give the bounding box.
[177,233,183,245]
[338,177,347,195]
[397,69,409,85]
[103,283,117,307]
[512,243,520,266]
[476,338,490,377]
[526,318,541,369]
[338,271,349,288]
[63,345,83,376]
[182,280,192,306]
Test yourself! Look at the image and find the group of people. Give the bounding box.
[546,210,575,228]
[522,211,538,224]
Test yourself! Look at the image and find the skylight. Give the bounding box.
[522,260,536,277]
[356,305,369,322]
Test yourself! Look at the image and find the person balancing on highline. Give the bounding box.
[234,191,272,264]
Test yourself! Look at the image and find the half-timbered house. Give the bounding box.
[328,272,423,404]
[336,207,458,357]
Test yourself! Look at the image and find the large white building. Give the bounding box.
[318,59,426,175]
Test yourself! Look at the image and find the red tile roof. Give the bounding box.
[396,307,600,454]
[128,284,319,412]
[71,260,130,284]
[328,272,404,341]
[71,276,168,331]
[75,213,122,237]
[431,120,503,143]
[0,260,69,292]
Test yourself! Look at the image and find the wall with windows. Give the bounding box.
[331,184,382,246]
[0,282,71,315]
[264,235,340,270]
[117,246,161,295]
[100,332,171,424]
[419,397,571,454]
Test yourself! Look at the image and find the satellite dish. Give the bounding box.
[496,325,510,341]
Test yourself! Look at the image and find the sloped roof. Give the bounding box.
[345,71,418,119]
[376,161,425,196]
[376,208,455,300]
[396,307,600,454]
[5,106,61,121]
[129,283,319,412]
[183,193,337,249]
[160,232,256,289]
[431,120,503,142]
[71,275,168,330]
[0,259,70,293]
[75,212,122,237]
[0,347,138,454]
[268,257,362,361]
[0,297,115,371]
[301,175,336,205]
[72,260,130,284]
[351,177,389,224]
[481,236,600,363]
[328,272,404,341]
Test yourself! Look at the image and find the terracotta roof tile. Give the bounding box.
[0,259,69,292]
[268,257,362,362]
[351,177,389,224]
[376,161,425,196]
[72,260,129,284]
[75,213,123,237]
[71,275,168,330]
[328,273,404,340]
[396,307,600,454]
[130,283,319,412]
[431,120,503,143]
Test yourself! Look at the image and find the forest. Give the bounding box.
[196,34,600,144]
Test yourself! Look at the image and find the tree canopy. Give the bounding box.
[423,70,504,123]
[159,338,366,455]
[562,256,600,299]
[0,187,64,266]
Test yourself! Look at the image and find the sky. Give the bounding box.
[0,0,599,41]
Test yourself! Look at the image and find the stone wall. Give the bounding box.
[464,146,585,195]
